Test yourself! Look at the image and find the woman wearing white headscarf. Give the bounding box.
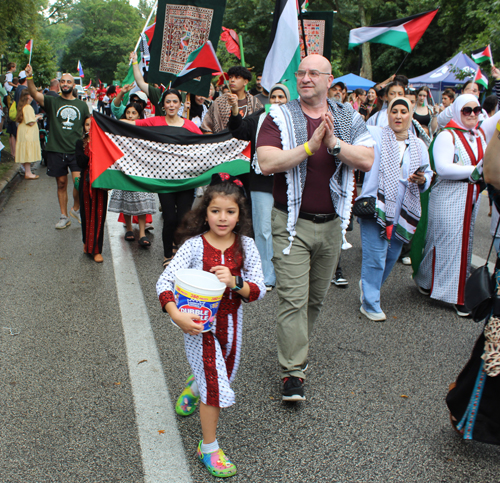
[358,97,432,321]
[414,94,500,316]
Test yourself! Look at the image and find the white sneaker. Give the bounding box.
[402,256,411,265]
[360,306,386,322]
[70,208,81,224]
[55,215,71,229]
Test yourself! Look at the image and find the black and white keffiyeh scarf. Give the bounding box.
[376,125,422,243]
[268,98,374,254]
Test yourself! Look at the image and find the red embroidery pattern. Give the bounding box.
[202,331,220,407]
[160,5,214,74]
[202,236,243,382]
[246,282,261,303]
[159,291,175,311]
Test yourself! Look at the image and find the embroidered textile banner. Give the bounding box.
[148,0,227,96]
[298,12,334,61]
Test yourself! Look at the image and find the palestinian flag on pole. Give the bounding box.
[24,39,33,55]
[262,0,301,100]
[89,112,251,193]
[471,45,493,65]
[171,41,222,88]
[473,68,488,89]
[348,9,439,53]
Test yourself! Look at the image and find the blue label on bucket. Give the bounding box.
[174,285,223,332]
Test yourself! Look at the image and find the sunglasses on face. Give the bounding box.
[461,106,482,116]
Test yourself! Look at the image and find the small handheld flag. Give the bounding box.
[24,39,33,64]
[471,45,493,66]
[171,41,222,89]
[220,27,241,60]
[77,60,84,78]
[473,68,488,89]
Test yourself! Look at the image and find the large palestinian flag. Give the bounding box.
[90,112,251,193]
[348,9,439,53]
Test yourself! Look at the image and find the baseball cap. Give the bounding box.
[18,71,27,80]
[130,90,148,104]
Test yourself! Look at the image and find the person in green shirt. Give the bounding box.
[25,64,90,229]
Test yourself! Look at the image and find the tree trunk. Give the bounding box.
[358,3,372,80]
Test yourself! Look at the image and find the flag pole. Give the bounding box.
[130,1,158,65]
[298,9,308,57]
[394,51,410,76]
[239,34,246,67]
[29,39,33,65]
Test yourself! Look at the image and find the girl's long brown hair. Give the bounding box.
[175,182,253,261]
[16,90,31,124]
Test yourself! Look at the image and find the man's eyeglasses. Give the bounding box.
[295,70,331,80]
[461,106,482,117]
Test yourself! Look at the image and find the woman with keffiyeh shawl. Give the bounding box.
[358,97,432,321]
[413,95,500,316]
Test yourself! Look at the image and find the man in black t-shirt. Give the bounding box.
[26,64,90,229]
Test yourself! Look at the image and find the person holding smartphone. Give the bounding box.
[356,97,433,321]
[414,95,500,316]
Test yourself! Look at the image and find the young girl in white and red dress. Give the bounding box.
[156,173,265,478]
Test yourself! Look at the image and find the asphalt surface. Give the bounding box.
[1,166,499,483]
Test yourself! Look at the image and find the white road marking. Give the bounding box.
[107,218,192,483]
[471,254,495,271]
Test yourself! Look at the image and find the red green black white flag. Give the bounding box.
[24,39,33,54]
[471,45,493,65]
[89,112,251,193]
[348,9,439,53]
[171,41,222,88]
[473,68,488,89]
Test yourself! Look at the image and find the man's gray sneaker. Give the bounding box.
[70,208,81,224]
[55,216,71,229]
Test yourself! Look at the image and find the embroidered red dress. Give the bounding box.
[157,234,265,407]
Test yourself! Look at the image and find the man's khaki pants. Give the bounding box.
[271,208,342,380]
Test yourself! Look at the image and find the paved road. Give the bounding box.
[1,166,499,483]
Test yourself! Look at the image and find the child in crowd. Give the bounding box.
[108,102,156,247]
[156,173,265,478]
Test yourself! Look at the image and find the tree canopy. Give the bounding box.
[2,0,499,88]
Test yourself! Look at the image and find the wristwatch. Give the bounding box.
[231,275,244,291]
[329,138,341,156]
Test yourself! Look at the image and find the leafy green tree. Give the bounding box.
[60,0,143,84]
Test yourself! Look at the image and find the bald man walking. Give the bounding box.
[257,55,375,401]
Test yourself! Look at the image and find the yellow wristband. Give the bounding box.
[132,61,138,65]
[304,142,313,156]
[497,121,500,132]
[27,76,33,80]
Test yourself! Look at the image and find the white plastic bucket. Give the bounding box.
[174,269,226,332]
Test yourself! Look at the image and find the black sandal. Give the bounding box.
[124,231,135,242]
[162,256,174,268]
[138,236,151,247]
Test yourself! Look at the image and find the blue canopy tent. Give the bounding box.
[331,73,376,91]
[409,51,488,101]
